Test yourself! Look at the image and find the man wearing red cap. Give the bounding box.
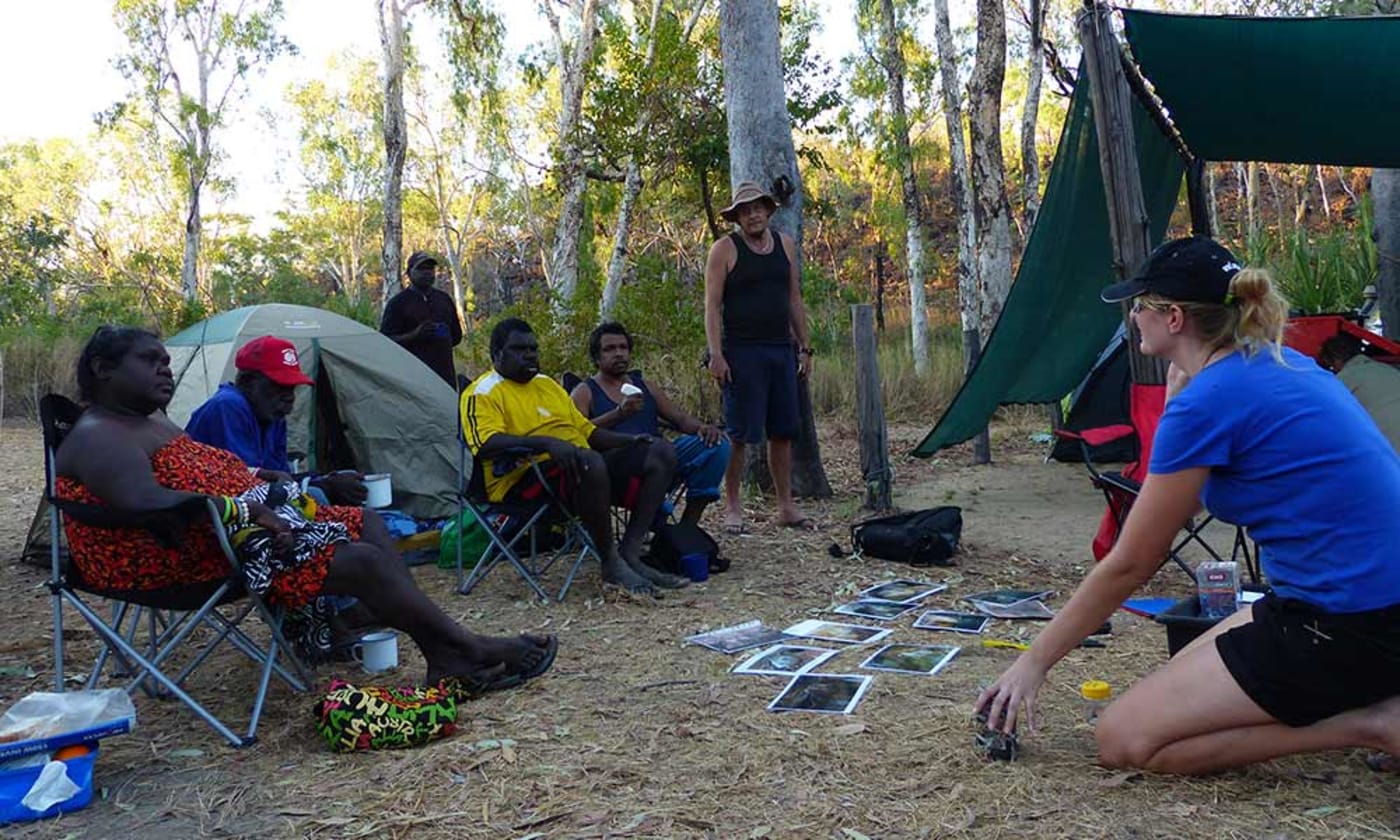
[186,336,366,505]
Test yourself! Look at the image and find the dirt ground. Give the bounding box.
[1,416,1396,839]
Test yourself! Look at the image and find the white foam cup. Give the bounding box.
[352,631,399,673]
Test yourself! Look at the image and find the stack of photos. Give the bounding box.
[784,619,893,646]
[859,643,960,676]
[832,599,919,621]
[859,579,948,604]
[912,609,991,635]
[767,673,873,715]
[731,644,840,677]
[685,620,789,654]
[963,589,1055,619]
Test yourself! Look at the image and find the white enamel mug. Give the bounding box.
[352,631,399,673]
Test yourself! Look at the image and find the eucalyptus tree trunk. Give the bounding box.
[602,0,706,319]
[543,0,602,311]
[932,0,987,463]
[969,0,1013,341]
[1020,0,1044,231]
[877,0,930,375]
[1374,169,1400,338]
[720,0,830,498]
[378,0,422,307]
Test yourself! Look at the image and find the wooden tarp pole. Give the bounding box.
[1077,0,1167,385]
[852,304,892,512]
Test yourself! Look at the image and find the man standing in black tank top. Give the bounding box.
[703,181,814,534]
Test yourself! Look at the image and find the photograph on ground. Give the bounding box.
[731,644,841,677]
[783,619,893,646]
[685,620,789,654]
[859,579,948,604]
[832,599,918,621]
[766,673,873,715]
[859,643,960,676]
[912,609,992,635]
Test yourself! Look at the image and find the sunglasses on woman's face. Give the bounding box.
[1131,298,1173,315]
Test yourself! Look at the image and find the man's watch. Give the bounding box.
[798,346,814,356]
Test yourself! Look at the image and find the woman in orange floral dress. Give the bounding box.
[54,327,556,690]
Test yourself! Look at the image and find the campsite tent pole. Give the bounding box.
[1077,1,1167,386]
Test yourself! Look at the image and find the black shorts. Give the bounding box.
[504,440,651,510]
[722,342,800,444]
[1216,594,1400,726]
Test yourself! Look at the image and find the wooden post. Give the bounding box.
[852,305,893,511]
[1077,1,1167,386]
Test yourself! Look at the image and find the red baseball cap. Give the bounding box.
[235,336,315,387]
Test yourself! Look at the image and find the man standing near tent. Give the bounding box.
[381,251,463,387]
[703,181,814,534]
[186,336,367,506]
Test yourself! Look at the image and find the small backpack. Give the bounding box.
[647,522,727,575]
[851,506,963,567]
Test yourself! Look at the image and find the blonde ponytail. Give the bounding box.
[1229,268,1289,359]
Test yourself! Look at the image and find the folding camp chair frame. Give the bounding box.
[42,394,311,749]
[1053,425,1261,583]
[454,442,601,602]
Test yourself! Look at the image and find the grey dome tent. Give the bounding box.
[23,303,460,566]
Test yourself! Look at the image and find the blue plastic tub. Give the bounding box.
[0,745,98,825]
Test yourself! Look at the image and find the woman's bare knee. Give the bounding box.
[1095,702,1154,769]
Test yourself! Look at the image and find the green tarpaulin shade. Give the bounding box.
[912,70,1184,457]
[1123,10,1400,168]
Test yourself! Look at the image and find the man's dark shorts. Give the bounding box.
[722,341,799,444]
[504,439,651,510]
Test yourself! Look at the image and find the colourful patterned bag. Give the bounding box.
[313,679,459,752]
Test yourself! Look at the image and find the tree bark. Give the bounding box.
[968,0,1013,341]
[720,0,830,498]
[544,0,602,311]
[877,0,930,375]
[1078,1,1164,386]
[933,0,987,463]
[1020,0,1044,231]
[378,0,418,307]
[1374,169,1400,340]
[182,182,202,301]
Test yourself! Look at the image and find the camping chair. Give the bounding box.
[453,438,602,602]
[560,370,686,535]
[41,395,311,748]
[1054,414,1260,585]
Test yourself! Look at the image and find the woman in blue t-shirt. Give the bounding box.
[975,236,1400,774]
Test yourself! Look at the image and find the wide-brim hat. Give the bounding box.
[719,181,778,221]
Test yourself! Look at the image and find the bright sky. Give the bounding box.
[0,0,957,228]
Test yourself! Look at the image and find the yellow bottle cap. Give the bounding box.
[1081,679,1112,701]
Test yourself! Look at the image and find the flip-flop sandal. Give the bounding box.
[723,522,747,536]
[603,581,662,599]
[779,518,819,531]
[515,634,558,682]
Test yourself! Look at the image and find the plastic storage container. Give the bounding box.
[1080,680,1112,724]
[1196,560,1241,619]
[0,746,98,825]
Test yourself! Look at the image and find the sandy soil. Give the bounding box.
[0,417,1394,840]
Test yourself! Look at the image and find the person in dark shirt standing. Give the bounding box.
[381,251,463,386]
[703,181,814,535]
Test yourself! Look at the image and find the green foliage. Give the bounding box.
[1240,200,1376,315]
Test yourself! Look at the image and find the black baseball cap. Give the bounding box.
[406,251,438,272]
[1101,237,1243,305]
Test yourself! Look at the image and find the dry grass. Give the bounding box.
[1,421,1397,840]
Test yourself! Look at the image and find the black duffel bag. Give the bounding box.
[851,506,962,567]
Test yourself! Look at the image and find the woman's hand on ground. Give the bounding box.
[974,652,1049,735]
